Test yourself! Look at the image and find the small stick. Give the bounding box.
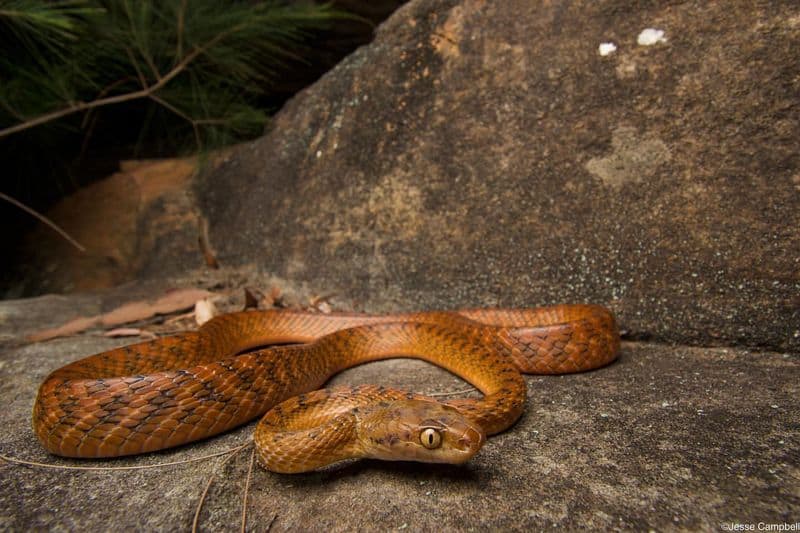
[192,443,250,532]
[240,448,256,533]
[0,192,86,252]
[0,443,249,471]
[427,387,477,397]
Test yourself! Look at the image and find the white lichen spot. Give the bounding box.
[637,28,667,46]
[598,42,617,56]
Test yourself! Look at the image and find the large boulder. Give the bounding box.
[197,0,800,352]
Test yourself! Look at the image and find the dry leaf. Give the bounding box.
[243,287,262,310]
[164,310,197,324]
[100,289,211,326]
[103,328,157,339]
[28,288,212,342]
[27,316,98,342]
[310,292,336,312]
[195,298,218,326]
[269,286,285,308]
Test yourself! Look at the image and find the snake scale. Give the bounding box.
[33,304,619,473]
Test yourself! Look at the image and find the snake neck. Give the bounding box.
[254,410,361,474]
[309,322,528,436]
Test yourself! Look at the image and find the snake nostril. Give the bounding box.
[456,427,484,452]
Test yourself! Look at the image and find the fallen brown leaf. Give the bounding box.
[164,310,197,324]
[103,328,157,339]
[100,289,211,326]
[309,292,337,312]
[269,286,286,308]
[27,316,97,342]
[28,288,212,342]
[243,287,263,310]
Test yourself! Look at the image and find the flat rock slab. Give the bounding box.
[1,299,797,530]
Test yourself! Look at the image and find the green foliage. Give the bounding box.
[0,1,100,51]
[0,0,355,150]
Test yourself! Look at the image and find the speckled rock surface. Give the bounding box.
[197,0,800,352]
[0,289,797,531]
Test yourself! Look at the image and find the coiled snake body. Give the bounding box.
[33,305,619,473]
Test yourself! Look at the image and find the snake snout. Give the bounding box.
[444,422,485,464]
[455,425,485,455]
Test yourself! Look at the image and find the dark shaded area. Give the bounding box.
[0,0,406,289]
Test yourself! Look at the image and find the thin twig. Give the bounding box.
[0,45,204,138]
[148,93,192,122]
[78,111,99,160]
[176,0,187,61]
[309,292,338,308]
[81,76,137,129]
[0,443,249,471]
[426,387,477,397]
[192,443,251,533]
[164,310,197,324]
[142,49,162,83]
[78,77,135,159]
[198,216,220,269]
[0,191,86,252]
[125,46,149,89]
[1,14,247,140]
[122,1,161,83]
[240,448,255,533]
[146,92,203,149]
[193,118,230,126]
[0,94,26,122]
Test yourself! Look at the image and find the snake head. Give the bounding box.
[357,399,485,465]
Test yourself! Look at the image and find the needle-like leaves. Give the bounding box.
[0,1,358,148]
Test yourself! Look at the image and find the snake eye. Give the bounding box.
[420,428,442,449]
